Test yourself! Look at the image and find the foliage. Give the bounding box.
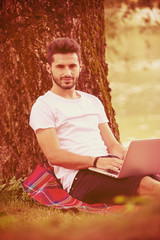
[0,176,29,201]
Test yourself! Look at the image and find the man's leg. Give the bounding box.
[70,170,143,204]
[137,176,160,199]
[70,170,160,204]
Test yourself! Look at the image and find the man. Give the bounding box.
[30,37,160,204]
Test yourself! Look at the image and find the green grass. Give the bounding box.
[0,178,160,240]
[1,195,160,240]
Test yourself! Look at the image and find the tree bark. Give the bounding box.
[0,0,120,180]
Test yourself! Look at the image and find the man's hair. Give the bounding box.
[47,38,81,65]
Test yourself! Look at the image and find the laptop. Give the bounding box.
[88,138,160,178]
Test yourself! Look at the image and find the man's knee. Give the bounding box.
[137,176,160,198]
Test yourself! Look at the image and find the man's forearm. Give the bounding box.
[47,149,95,170]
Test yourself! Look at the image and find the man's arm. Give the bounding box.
[99,122,127,160]
[36,128,95,169]
[36,127,123,173]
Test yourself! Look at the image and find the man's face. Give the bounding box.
[47,53,82,90]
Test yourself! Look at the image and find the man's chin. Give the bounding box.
[61,82,76,89]
[61,85,75,90]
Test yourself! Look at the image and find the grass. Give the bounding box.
[0,178,160,240]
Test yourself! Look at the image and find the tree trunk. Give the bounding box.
[0,0,120,180]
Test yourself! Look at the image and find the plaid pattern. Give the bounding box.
[23,163,126,215]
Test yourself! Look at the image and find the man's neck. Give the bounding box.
[50,86,80,100]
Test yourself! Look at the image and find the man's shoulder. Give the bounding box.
[34,91,57,105]
[78,90,99,101]
[36,90,52,101]
[78,91,102,106]
[31,91,54,110]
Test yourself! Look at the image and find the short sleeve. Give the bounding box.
[29,100,56,132]
[94,97,109,124]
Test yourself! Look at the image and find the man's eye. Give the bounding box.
[70,65,76,68]
[56,65,65,69]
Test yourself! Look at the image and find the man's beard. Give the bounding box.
[51,72,78,90]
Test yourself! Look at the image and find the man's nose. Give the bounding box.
[64,67,72,76]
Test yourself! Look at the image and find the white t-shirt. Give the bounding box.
[29,90,109,192]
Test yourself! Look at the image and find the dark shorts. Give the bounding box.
[69,169,143,204]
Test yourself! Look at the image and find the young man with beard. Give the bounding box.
[30,38,160,204]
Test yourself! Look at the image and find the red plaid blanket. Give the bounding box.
[23,163,126,215]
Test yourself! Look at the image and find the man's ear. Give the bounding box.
[79,62,83,72]
[46,63,51,74]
